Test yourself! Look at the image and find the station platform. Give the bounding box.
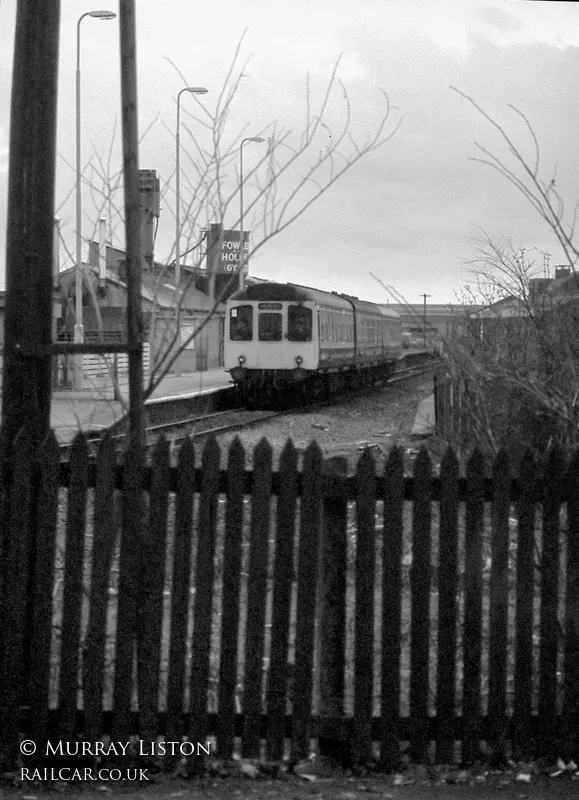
[411,393,435,438]
[47,369,232,443]
[5,370,436,445]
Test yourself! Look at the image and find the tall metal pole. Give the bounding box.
[421,293,431,347]
[75,16,85,390]
[75,10,116,390]
[119,0,144,448]
[75,16,83,372]
[239,142,245,292]
[175,89,184,311]
[174,86,208,375]
[1,0,61,449]
[174,89,184,377]
[239,137,265,293]
[53,217,61,388]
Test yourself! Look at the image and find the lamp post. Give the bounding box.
[175,87,208,304]
[239,137,265,292]
[174,87,208,376]
[75,9,116,389]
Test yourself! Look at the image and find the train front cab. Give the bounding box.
[225,300,318,392]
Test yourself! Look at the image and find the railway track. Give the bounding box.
[144,408,284,446]
[388,361,433,385]
[58,408,283,456]
[58,359,435,457]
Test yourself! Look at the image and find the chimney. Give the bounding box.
[139,169,160,270]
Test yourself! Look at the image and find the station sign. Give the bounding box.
[206,223,250,275]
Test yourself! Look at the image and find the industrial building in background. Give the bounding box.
[0,166,256,393]
[48,173,251,390]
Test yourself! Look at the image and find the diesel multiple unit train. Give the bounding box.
[224,281,402,405]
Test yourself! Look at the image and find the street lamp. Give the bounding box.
[174,87,208,377]
[175,87,208,304]
[75,9,116,389]
[239,137,265,292]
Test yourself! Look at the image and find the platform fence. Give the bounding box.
[53,340,151,396]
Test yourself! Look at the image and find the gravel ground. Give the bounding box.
[209,374,436,473]
[3,767,578,799]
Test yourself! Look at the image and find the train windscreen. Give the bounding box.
[229,305,253,341]
[258,312,282,341]
[288,304,312,341]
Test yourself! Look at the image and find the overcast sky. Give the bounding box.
[1,0,579,304]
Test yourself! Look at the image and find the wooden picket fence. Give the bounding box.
[433,371,469,452]
[0,429,579,770]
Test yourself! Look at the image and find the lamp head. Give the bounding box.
[248,137,265,143]
[88,10,116,19]
[186,87,209,95]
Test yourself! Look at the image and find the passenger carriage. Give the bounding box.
[224,282,401,406]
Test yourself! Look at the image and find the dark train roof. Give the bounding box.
[230,283,314,302]
[229,282,351,309]
[229,281,400,319]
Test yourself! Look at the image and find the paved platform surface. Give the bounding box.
[411,393,435,438]
[45,369,231,443]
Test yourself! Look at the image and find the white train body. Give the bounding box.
[224,282,401,402]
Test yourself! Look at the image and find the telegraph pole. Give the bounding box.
[1,0,61,450]
[119,0,144,449]
[0,0,61,763]
[421,293,431,347]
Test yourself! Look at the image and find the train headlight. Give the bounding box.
[238,355,246,365]
[295,355,303,366]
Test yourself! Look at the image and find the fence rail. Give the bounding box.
[0,430,578,770]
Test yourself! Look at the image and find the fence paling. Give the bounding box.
[138,436,170,743]
[1,429,36,761]
[353,448,375,766]
[241,439,272,758]
[113,438,144,740]
[409,448,432,763]
[436,449,458,764]
[188,438,219,760]
[291,441,323,763]
[488,449,510,758]
[435,447,459,764]
[266,441,298,762]
[538,447,563,752]
[512,450,536,758]
[59,434,89,740]
[216,439,245,759]
[318,456,348,763]
[165,437,195,743]
[83,433,116,743]
[462,449,484,764]
[380,447,404,770]
[29,432,59,748]
[563,450,579,740]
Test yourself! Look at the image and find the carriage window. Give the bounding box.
[259,312,282,341]
[229,305,253,341]
[288,305,312,342]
